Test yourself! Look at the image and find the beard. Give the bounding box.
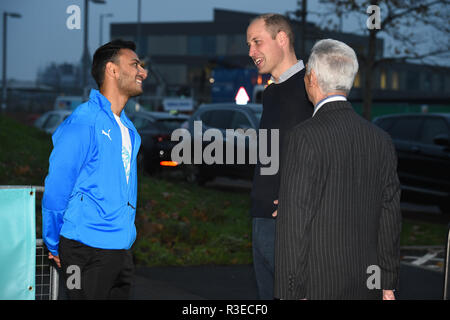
[118,73,143,98]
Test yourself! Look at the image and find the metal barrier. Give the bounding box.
[36,239,59,300]
[444,225,450,300]
[34,186,59,300]
[0,185,58,300]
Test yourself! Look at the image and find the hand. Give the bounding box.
[382,290,395,300]
[272,199,278,218]
[48,252,61,268]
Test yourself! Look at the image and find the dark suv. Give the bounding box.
[128,111,189,174]
[184,103,262,184]
[373,113,450,213]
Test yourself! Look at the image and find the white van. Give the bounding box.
[54,96,83,111]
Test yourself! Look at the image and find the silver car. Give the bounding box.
[34,110,72,134]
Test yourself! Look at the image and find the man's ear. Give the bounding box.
[276,31,289,48]
[309,69,318,88]
[105,61,117,80]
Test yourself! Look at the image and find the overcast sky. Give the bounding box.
[0,0,447,81]
[0,0,353,81]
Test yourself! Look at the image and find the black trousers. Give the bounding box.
[59,236,134,300]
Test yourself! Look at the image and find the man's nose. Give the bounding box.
[248,45,255,57]
[139,66,148,80]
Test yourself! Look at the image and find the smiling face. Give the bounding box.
[247,18,284,78]
[115,48,147,97]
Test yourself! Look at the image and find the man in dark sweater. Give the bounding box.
[246,14,313,299]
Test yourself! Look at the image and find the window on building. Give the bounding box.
[226,34,248,55]
[157,64,187,85]
[188,35,216,56]
[407,71,419,91]
[354,71,361,88]
[446,76,450,93]
[380,69,387,89]
[391,71,399,90]
[147,35,187,55]
[423,72,432,92]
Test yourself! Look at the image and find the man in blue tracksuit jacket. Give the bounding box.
[42,39,147,299]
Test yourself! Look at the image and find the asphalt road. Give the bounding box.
[129,263,447,300]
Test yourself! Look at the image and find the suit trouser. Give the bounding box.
[59,236,134,300]
[252,217,275,300]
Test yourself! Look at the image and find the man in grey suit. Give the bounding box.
[274,39,402,300]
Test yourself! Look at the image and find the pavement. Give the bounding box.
[129,260,448,300]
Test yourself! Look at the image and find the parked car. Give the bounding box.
[128,111,189,174]
[373,113,450,213]
[184,102,262,184]
[34,110,72,134]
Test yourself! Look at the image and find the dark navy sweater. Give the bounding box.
[250,68,313,218]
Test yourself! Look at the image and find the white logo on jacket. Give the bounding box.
[102,129,112,141]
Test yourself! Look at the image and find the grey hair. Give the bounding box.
[306,39,358,95]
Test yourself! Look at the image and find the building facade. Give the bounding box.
[111,8,450,113]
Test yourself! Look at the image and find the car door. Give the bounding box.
[414,116,450,197]
[384,116,424,191]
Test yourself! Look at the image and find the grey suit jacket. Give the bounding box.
[274,101,402,300]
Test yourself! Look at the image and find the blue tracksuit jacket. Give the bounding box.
[42,89,141,256]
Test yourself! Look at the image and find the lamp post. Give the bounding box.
[136,0,142,57]
[2,12,21,111]
[99,13,113,46]
[81,0,105,98]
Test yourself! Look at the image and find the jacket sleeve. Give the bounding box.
[274,131,323,300]
[42,122,92,256]
[377,136,402,290]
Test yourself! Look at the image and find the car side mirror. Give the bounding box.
[433,133,450,147]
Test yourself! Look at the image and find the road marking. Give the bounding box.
[411,253,438,266]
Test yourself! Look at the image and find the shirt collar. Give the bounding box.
[89,89,112,113]
[313,95,347,116]
[270,60,304,84]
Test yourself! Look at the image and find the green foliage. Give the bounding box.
[0,114,52,186]
[133,174,252,266]
[401,220,448,247]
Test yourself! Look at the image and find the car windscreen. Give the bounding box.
[253,110,262,125]
[155,118,187,131]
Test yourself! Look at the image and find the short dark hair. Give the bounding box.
[91,39,136,89]
[253,14,295,51]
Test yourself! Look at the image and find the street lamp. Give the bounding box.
[99,13,113,46]
[2,12,22,111]
[81,0,106,99]
[136,0,142,57]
